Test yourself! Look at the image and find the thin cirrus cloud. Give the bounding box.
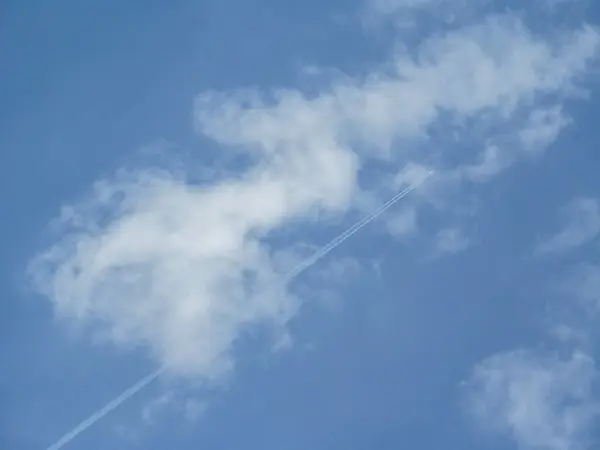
[536,197,600,255]
[544,197,600,343]
[465,349,600,450]
[26,0,599,407]
[464,194,600,450]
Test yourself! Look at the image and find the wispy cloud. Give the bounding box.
[551,263,600,345]
[140,390,208,427]
[385,207,418,238]
[536,198,600,255]
[465,349,600,450]
[28,0,598,381]
[362,0,477,30]
[37,179,426,450]
[564,264,600,311]
[536,196,600,346]
[466,193,600,449]
[435,228,470,254]
[198,13,599,249]
[26,3,599,447]
[519,106,571,155]
[113,390,209,444]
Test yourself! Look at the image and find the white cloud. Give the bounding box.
[370,0,436,10]
[467,195,600,449]
[435,227,470,254]
[141,392,173,426]
[556,263,600,353]
[542,0,588,8]
[385,207,418,237]
[27,6,599,382]
[530,197,600,349]
[519,106,571,154]
[537,198,600,255]
[461,145,507,182]
[28,170,310,379]
[114,389,208,442]
[313,257,362,285]
[465,349,600,450]
[198,19,598,159]
[368,0,443,15]
[183,399,208,422]
[568,264,600,307]
[197,15,598,245]
[363,0,478,30]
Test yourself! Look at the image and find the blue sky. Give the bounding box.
[2,1,600,449]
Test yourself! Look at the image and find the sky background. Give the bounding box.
[2,1,600,449]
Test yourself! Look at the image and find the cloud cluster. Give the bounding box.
[27,1,599,384]
[465,195,600,449]
[466,350,599,450]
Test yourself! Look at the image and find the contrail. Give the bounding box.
[283,173,432,281]
[43,172,432,450]
[45,368,163,450]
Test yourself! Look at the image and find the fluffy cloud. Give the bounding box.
[465,349,600,450]
[27,3,599,383]
[198,19,598,162]
[28,170,308,378]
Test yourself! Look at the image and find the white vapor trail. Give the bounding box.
[45,369,163,450]
[43,172,432,450]
[283,173,432,281]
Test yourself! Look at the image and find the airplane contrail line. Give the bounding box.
[43,172,432,450]
[45,368,163,450]
[282,175,430,281]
